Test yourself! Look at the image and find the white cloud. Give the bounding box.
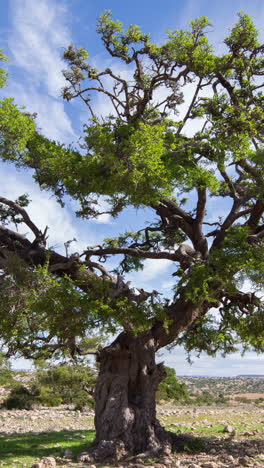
[137,258,172,282]
[6,0,75,143]
[0,166,97,254]
[161,346,264,377]
[127,258,173,292]
[9,0,70,98]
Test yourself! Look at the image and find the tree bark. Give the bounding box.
[80,332,171,461]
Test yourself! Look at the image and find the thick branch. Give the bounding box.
[83,245,182,262]
[0,196,41,238]
[246,200,264,231]
[210,199,244,249]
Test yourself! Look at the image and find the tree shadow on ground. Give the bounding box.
[0,429,95,462]
[172,432,264,458]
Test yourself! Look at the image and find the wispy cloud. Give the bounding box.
[6,0,75,142]
[0,165,97,254]
[127,258,174,293]
[9,0,70,98]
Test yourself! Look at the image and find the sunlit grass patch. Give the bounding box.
[0,429,95,467]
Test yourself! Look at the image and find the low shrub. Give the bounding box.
[4,384,40,410]
[2,362,96,410]
[156,367,190,403]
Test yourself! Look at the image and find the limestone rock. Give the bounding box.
[224,425,234,433]
[238,456,251,466]
[64,448,73,458]
[77,452,93,463]
[41,457,56,467]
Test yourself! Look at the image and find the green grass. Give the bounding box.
[166,422,264,437]
[0,429,95,467]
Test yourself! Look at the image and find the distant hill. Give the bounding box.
[237,375,264,378]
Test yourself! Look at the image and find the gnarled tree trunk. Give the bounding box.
[81,332,170,461]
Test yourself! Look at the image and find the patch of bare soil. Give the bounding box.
[231,393,264,400]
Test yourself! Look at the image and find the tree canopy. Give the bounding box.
[0,11,263,362]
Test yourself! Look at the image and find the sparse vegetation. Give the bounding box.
[179,376,264,405]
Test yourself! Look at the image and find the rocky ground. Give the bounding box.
[0,404,264,468]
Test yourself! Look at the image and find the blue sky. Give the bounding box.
[0,0,264,375]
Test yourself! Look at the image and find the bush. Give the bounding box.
[156,367,190,403]
[4,384,40,410]
[0,353,16,388]
[36,363,96,410]
[2,362,96,410]
[192,390,228,406]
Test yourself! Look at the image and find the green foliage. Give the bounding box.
[0,49,9,88]
[192,390,227,406]
[3,362,96,410]
[0,194,31,225]
[0,257,167,359]
[156,367,190,402]
[166,17,214,76]
[0,51,35,160]
[0,98,36,159]
[0,353,15,387]
[4,384,41,410]
[97,10,151,63]
[35,362,96,410]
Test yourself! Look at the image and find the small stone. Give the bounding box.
[31,464,43,468]
[238,457,251,466]
[41,457,56,467]
[173,462,181,468]
[224,425,234,433]
[77,452,93,463]
[63,448,73,459]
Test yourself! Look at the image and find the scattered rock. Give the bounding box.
[172,461,181,468]
[238,456,251,466]
[77,452,93,463]
[41,457,56,467]
[224,425,234,433]
[63,448,73,459]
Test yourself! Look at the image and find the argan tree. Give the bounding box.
[0,12,264,460]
